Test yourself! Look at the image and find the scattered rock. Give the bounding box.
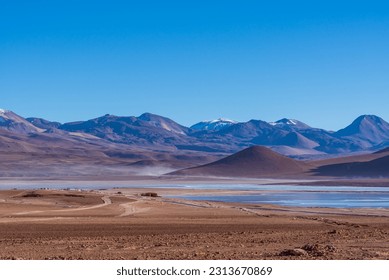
[280,248,308,257]
[141,192,158,197]
[45,256,66,260]
[325,245,337,252]
[21,192,42,198]
[302,243,320,252]
[63,194,85,198]
[301,243,336,256]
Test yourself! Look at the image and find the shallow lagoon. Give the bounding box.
[170,184,389,208]
[1,182,389,208]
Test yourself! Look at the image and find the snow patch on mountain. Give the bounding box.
[159,121,186,135]
[269,118,311,130]
[0,109,10,117]
[209,118,237,124]
[0,109,11,121]
[191,118,238,131]
[270,118,297,126]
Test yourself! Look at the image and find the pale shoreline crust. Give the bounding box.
[1,176,389,187]
[0,187,388,260]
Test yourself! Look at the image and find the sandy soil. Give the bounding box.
[0,188,388,260]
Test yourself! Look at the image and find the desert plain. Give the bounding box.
[0,179,388,260]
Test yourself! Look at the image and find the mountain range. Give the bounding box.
[1,108,389,178]
[1,109,389,156]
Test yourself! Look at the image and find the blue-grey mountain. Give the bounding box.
[0,108,389,178]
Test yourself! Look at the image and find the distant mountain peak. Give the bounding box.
[138,112,158,119]
[269,118,311,130]
[190,118,238,131]
[138,112,177,122]
[355,114,384,123]
[0,110,43,133]
[339,114,387,131]
[210,118,237,123]
[273,118,298,125]
[138,112,187,135]
[335,114,389,146]
[0,109,12,116]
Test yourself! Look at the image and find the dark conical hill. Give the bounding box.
[171,146,306,178]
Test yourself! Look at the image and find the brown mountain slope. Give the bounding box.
[312,154,389,177]
[374,147,389,154]
[170,146,307,178]
[309,147,389,168]
[0,128,221,178]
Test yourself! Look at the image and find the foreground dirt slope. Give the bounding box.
[0,189,388,260]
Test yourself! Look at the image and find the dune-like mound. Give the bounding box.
[170,146,307,178]
[313,155,389,177]
[374,147,389,154]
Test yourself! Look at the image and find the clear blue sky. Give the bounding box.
[1,0,388,130]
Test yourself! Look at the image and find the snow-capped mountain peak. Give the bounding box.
[210,118,237,124]
[269,118,311,130]
[271,118,297,125]
[0,109,9,115]
[191,118,238,131]
[0,109,44,133]
[0,109,12,120]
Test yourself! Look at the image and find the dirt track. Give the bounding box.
[0,189,388,260]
